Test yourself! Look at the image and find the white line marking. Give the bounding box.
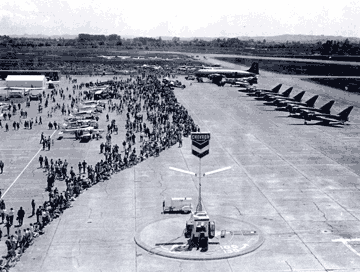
[2,130,57,198]
[333,238,360,258]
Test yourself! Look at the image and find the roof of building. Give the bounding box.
[6,75,46,81]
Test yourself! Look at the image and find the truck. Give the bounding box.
[163,197,193,214]
[29,89,42,101]
[184,210,216,250]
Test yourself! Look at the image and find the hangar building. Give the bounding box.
[6,75,46,89]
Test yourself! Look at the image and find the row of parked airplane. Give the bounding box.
[244,84,354,126]
[58,100,106,140]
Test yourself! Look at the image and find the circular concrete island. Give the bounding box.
[135,215,264,260]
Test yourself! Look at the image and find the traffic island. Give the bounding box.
[134,215,265,260]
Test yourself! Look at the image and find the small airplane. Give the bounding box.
[195,63,259,84]
[65,113,97,122]
[252,84,283,97]
[258,87,293,101]
[62,119,99,129]
[290,100,335,116]
[266,91,306,106]
[71,109,100,117]
[302,106,354,125]
[58,127,105,140]
[80,100,106,107]
[275,95,318,109]
[77,104,103,112]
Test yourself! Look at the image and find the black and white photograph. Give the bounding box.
[1,0,360,271]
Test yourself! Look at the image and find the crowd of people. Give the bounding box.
[0,70,199,269]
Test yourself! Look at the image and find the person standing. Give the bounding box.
[17,207,25,226]
[40,132,44,144]
[0,160,3,174]
[31,200,35,216]
[39,155,44,168]
[5,219,11,238]
[82,160,87,174]
[8,208,14,226]
[36,206,42,224]
[0,200,5,223]
[44,156,49,171]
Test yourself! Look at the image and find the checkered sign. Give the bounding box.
[191,132,210,158]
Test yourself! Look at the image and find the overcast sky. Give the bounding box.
[1,0,359,38]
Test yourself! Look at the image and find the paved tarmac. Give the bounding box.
[1,57,360,271]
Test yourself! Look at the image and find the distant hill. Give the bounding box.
[8,34,78,39]
[6,34,360,43]
[180,34,360,43]
[236,34,360,43]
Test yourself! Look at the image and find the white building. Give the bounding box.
[6,75,46,89]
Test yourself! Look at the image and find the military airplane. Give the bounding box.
[257,87,293,101]
[302,106,354,125]
[252,84,283,97]
[195,63,259,85]
[275,95,318,109]
[265,91,306,106]
[289,100,335,116]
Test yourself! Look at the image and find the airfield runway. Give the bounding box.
[2,57,360,271]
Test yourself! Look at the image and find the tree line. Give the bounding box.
[1,34,360,56]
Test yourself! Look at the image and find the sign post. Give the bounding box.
[191,132,211,212]
[169,132,230,212]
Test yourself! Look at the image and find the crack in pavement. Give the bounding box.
[104,182,110,197]
[88,207,92,220]
[158,172,168,197]
[313,202,328,221]
[285,260,293,272]
[179,262,183,272]
[233,205,242,216]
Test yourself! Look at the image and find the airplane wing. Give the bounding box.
[80,132,92,139]
[315,116,343,124]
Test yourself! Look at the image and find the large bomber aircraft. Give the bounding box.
[195,62,259,86]
[302,106,354,125]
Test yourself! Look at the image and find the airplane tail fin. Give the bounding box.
[338,106,354,120]
[247,62,259,75]
[271,84,282,93]
[319,100,335,114]
[282,87,293,97]
[293,91,306,102]
[305,95,319,107]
